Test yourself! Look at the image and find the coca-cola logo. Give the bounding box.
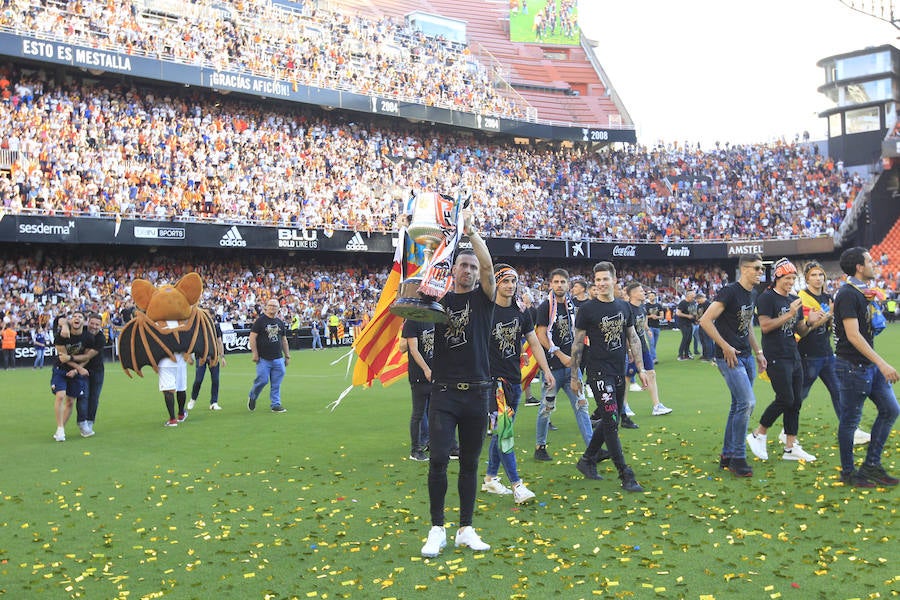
[223,332,251,353]
[612,245,636,257]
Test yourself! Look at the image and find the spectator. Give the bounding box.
[1,319,16,369]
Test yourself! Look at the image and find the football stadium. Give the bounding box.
[0,0,898,598]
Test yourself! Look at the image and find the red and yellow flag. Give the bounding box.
[520,341,539,386]
[378,339,409,387]
[350,233,406,388]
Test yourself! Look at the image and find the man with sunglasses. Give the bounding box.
[699,254,766,477]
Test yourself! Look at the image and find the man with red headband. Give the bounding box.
[746,258,821,462]
[482,264,554,504]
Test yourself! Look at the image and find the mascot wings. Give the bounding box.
[118,272,219,377]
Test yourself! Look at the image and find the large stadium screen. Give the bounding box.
[509,0,580,45]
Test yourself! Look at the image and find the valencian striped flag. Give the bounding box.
[520,341,539,385]
[329,229,418,409]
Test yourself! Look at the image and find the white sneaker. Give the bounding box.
[624,403,636,416]
[651,403,672,416]
[746,432,768,460]
[783,444,816,462]
[481,477,512,495]
[53,429,66,442]
[629,382,643,392]
[80,422,95,438]
[853,428,871,445]
[187,398,196,411]
[210,402,222,410]
[421,526,446,558]
[455,526,490,551]
[512,482,536,504]
[777,429,787,445]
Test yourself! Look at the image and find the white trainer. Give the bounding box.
[783,444,816,462]
[187,398,196,410]
[651,403,673,416]
[53,429,66,442]
[481,477,512,495]
[210,402,222,411]
[512,482,536,504]
[853,428,871,445]
[777,429,787,445]
[421,526,446,558]
[455,526,490,551]
[629,382,643,392]
[746,432,768,460]
[624,403,636,416]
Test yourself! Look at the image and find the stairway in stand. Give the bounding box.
[870,218,900,289]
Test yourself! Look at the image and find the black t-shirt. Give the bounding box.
[710,282,756,359]
[756,288,800,360]
[696,299,710,322]
[525,305,538,327]
[86,329,105,372]
[53,319,90,370]
[797,289,833,358]
[402,319,434,383]
[677,299,696,328]
[489,302,534,381]
[834,283,873,365]
[433,288,493,382]
[536,295,576,370]
[251,315,287,360]
[645,301,663,327]
[572,295,592,366]
[574,298,633,376]
[572,296,591,310]
[629,302,650,354]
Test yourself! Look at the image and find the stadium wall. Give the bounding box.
[0,215,833,261]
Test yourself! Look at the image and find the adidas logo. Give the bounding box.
[345,231,368,251]
[220,225,247,247]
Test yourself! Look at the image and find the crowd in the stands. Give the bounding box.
[0,0,525,119]
[0,70,856,243]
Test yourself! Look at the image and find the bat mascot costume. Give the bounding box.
[119,272,219,377]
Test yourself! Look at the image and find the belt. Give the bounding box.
[434,380,494,391]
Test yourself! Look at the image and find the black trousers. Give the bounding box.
[584,374,626,470]
[427,384,490,527]
[409,382,430,452]
[759,356,804,436]
[677,324,693,358]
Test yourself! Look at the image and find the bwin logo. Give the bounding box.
[345,232,368,251]
[220,226,247,247]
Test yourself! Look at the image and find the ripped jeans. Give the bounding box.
[535,367,593,447]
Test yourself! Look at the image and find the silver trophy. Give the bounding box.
[390,192,454,323]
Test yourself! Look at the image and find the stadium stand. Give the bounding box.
[0,68,856,242]
[346,0,622,126]
[0,0,526,119]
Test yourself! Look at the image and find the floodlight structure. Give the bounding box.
[839,0,900,29]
